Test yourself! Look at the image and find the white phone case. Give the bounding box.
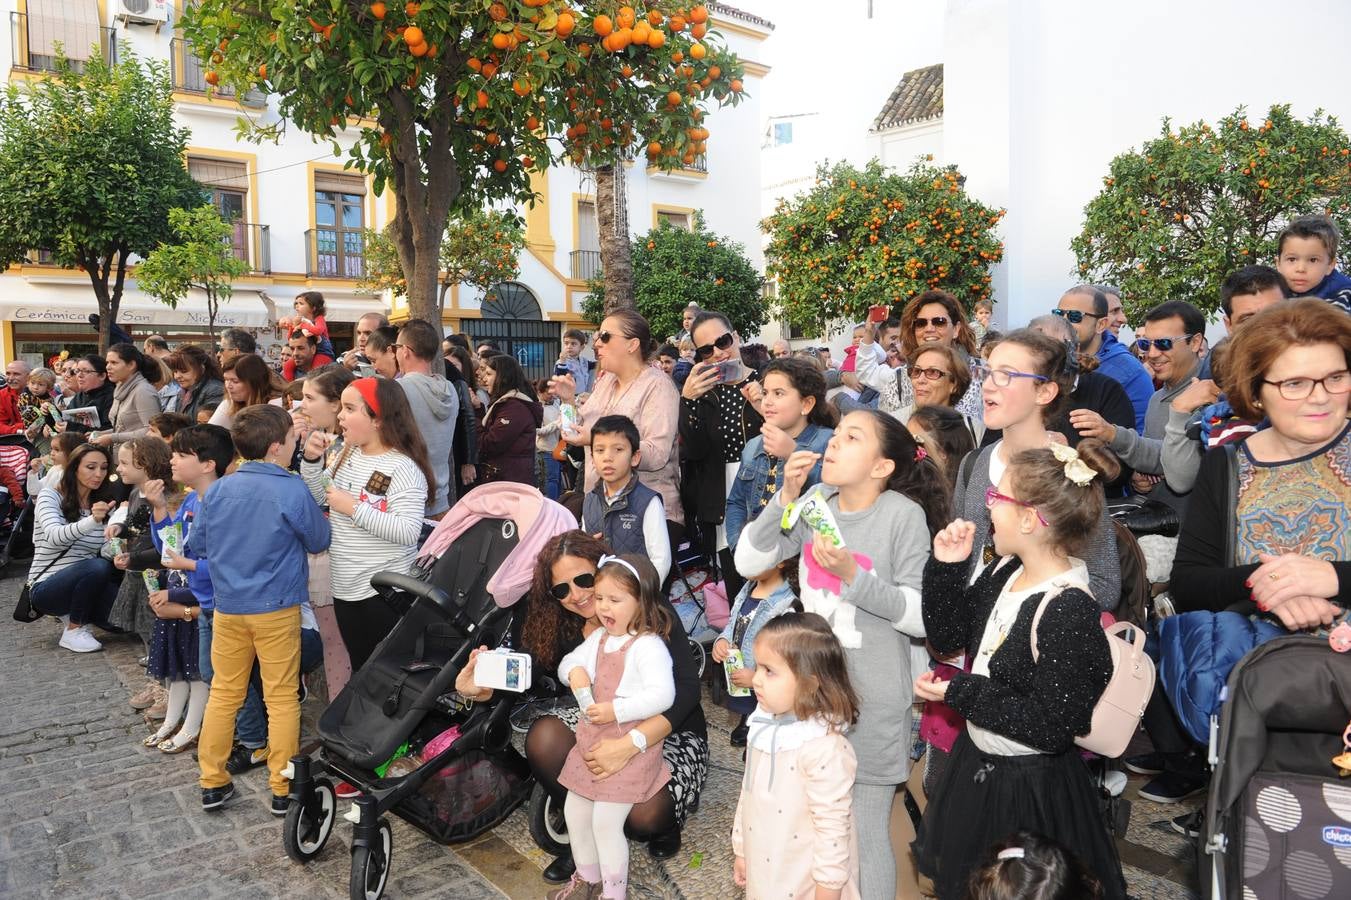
[473,650,533,693]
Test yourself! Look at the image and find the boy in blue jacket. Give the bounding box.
[1276,214,1351,313]
[196,405,331,814]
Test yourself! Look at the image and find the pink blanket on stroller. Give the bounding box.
[417,483,576,608]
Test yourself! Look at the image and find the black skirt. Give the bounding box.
[913,731,1127,900]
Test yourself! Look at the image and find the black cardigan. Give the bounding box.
[1170,433,1351,614]
[65,381,115,433]
[678,379,763,524]
[923,557,1113,754]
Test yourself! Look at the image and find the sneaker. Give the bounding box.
[270,794,289,817]
[225,744,269,776]
[59,625,103,653]
[201,782,236,812]
[1170,809,1204,839]
[545,874,599,900]
[335,781,360,799]
[1138,769,1208,804]
[129,681,160,710]
[1124,751,1170,776]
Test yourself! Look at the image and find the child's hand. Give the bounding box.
[780,450,821,505]
[148,589,169,611]
[162,547,196,571]
[326,485,356,516]
[142,478,167,509]
[568,667,591,691]
[304,430,335,461]
[103,523,122,540]
[740,379,764,414]
[113,553,130,571]
[932,519,976,563]
[913,670,951,703]
[711,638,731,663]
[734,855,746,887]
[730,666,754,688]
[759,422,796,461]
[586,701,615,725]
[459,464,477,485]
[811,539,858,584]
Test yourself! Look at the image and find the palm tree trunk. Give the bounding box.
[594,164,633,314]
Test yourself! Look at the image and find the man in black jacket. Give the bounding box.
[678,310,764,598]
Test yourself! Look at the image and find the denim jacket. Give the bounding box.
[724,422,832,550]
[716,578,798,670]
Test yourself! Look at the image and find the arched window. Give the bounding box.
[482,282,542,320]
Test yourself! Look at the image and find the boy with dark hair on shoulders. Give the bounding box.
[1276,214,1351,312]
[581,415,671,584]
[195,405,330,815]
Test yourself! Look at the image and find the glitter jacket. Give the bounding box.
[922,556,1112,754]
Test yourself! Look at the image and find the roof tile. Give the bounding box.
[871,63,943,132]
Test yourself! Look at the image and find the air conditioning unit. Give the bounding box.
[114,0,170,25]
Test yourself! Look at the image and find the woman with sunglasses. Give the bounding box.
[57,355,115,436]
[550,309,684,525]
[455,531,708,885]
[897,290,984,418]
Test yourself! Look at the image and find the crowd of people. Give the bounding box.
[2,211,1349,900]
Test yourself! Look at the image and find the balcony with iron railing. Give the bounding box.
[570,250,602,282]
[10,12,115,74]
[170,38,265,106]
[305,229,366,279]
[228,222,271,274]
[648,154,708,179]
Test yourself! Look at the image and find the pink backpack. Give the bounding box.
[1030,589,1155,758]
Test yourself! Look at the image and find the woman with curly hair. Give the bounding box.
[456,530,709,887]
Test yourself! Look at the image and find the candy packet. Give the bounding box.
[723,648,752,697]
[158,522,184,565]
[781,492,846,548]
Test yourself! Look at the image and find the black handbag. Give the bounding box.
[12,544,75,623]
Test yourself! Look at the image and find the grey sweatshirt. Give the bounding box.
[1108,374,1195,511]
[735,485,929,785]
[398,372,458,516]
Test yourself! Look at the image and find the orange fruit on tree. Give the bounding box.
[492,31,510,49]
[667,90,681,105]
[476,89,490,108]
[521,156,534,169]
[648,9,664,25]
[647,29,665,48]
[493,159,508,173]
[555,11,575,37]
[594,14,614,36]
[614,27,632,48]
[729,78,743,92]
[489,2,508,21]
[257,63,267,79]
[647,141,662,156]
[669,14,686,30]
[617,6,636,28]
[410,40,429,56]
[404,25,425,45]
[486,131,501,145]
[526,114,540,130]
[482,61,498,77]
[621,63,633,77]
[371,2,387,19]
[708,64,720,78]
[689,42,706,59]
[632,22,651,44]
[205,70,220,85]
[691,22,706,39]
[468,56,482,71]
[405,1,420,15]
[690,5,709,24]
[512,79,531,96]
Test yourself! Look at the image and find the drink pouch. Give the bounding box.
[782,492,846,548]
[724,648,752,697]
[158,522,184,565]
[573,685,595,721]
[560,404,580,436]
[108,537,123,557]
[142,570,160,592]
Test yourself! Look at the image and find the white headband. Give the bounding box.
[598,554,642,582]
[997,847,1026,860]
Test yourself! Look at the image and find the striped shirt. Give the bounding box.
[27,487,106,585]
[300,447,427,601]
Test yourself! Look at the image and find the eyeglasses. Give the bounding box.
[1135,335,1194,352]
[74,368,97,376]
[985,486,1050,526]
[914,316,950,329]
[1051,308,1102,324]
[694,331,735,361]
[970,362,1048,387]
[1261,369,1351,401]
[595,330,622,345]
[910,366,951,382]
[549,572,596,600]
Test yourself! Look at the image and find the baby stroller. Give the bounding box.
[0,435,34,572]
[280,485,576,900]
[1199,635,1351,899]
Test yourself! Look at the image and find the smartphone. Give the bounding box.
[473,649,533,693]
[867,304,888,324]
[709,359,739,384]
[553,362,571,377]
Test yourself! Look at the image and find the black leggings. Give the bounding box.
[524,715,677,840]
[333,596,402,673]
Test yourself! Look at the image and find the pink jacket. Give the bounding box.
[416,482,575,608]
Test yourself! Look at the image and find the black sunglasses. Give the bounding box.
[914,316,949,329]
[694,331,735,361]
[596,330,627,345]
[1051,308,1102,324]
[1135,335,1193,352]
[549,572,596,599]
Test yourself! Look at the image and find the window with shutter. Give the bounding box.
[23,0,104,70]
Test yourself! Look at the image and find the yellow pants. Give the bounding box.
[198,606,301,797]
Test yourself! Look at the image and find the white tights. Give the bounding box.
[563,792,633,899]
[150,679,209,748]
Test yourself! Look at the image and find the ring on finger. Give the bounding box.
[1269,572,1281,581]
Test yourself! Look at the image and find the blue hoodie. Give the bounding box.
[1094,331,1153,433]
[194,461,331,615]
[1307,268,1351,313]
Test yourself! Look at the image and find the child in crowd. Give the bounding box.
[558,328,593,396]
[964,832,1104,900]
[286,291,336,359]
[1275,213,1351,312]
[906,404,977,495]
[196,402,218,425]
[971,299,994,344]
[581,415,672,585]
[712,557,798,746]
[300,377,431,672]
[143,425,233,753]
[912,441,1126,900]
[535,377,563,500]
[551,554,676,900]
[725,357,835,552]
[27,431,81,496]
[147,412,193,442]
[732,613,862,900]
[21,367,56,456]
[735,409,948,900]
[106,437,174,713]
[196,405,330,814]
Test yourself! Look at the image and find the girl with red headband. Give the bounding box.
[300,377,434,671]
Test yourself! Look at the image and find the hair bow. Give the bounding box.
[1049,441,1095,486]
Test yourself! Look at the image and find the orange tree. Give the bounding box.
[183,2,745,325]
[1072,104,1351,322]
[762,158,1004,336]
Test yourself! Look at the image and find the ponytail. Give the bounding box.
[861,409,950,536]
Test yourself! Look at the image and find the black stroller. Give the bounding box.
[1199,635,1351,899]
[281,504,570,900]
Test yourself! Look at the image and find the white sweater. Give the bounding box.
[558,630,676,725]
[27,488,105,585]
[300,447,427,601]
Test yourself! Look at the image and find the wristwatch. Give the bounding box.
[181,605,192,622]
[628,729,648,753]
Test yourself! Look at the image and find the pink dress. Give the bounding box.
[558,635,670,803]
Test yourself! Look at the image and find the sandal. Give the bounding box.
[143,731,170,748]
[159,734,198,754]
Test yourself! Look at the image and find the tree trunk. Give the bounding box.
[205,287,218,346]
[83,249,120,352]
[595,165,634,314]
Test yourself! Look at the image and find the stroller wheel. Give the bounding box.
[282,777,336,863]
[348,817,393,900]
[528,782,570,854]
[688,638,706,680]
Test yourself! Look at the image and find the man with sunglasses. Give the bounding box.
[679,310,764,598]
[1071,300,1206,511]
[1057,285,1152,433]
